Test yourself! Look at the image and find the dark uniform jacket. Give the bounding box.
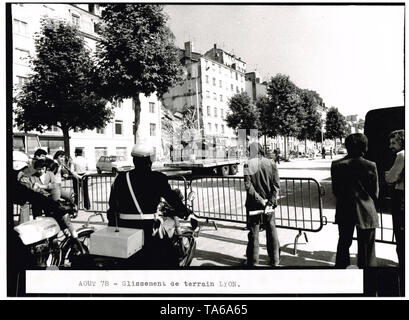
[331,156,379,228]
[244,157,280,211]
[107,169,189,227]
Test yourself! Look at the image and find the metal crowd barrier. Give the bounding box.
[188,175,327,254]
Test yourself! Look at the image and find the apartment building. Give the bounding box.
[11,3,163,168]
[162,42,247,148]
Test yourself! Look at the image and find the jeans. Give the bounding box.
[335,223,377,268]
[246,210,280,266]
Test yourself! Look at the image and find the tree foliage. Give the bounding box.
[96,4,183,140]
[297,89,323,141]
[262,74,303,138]
[325,107,348,140]
[14,18,112,156]
[225,92,260,135]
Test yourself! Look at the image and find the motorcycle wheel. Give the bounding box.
[60,229,94,268]
[176,233,196,267]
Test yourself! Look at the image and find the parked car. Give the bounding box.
[337,147,346,154]
[96,155,134,174]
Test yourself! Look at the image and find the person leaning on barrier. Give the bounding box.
[106,139,192,267]
[331,133,379,269]
[9,154,72,296]
[244,142,281,267]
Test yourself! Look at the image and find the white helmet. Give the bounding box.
[131,138,154,157]
[13,150,29,170]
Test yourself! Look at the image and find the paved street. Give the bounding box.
[72,154,398,270]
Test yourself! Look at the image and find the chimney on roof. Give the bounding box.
[184,41,193,60]
[214,44,217,49]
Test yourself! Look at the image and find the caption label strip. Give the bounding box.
[26,269,363,294]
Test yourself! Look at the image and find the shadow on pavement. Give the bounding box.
[194,249,244,266]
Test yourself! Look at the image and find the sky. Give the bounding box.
[164,4,405,120]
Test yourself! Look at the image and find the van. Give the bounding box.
[13,132,42,157]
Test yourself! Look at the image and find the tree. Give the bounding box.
[325,107,348,149]
[14,18,113,156]
[226,92,260,138]
[261,74,303,158]
[297,89,324,153]
[96,4,183,142]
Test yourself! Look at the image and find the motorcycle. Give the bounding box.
[13,200,95,269]
[71,189,199,269]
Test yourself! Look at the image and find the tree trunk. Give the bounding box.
[133,93,141,143]
[264,135,267,155]
[62,126,71,162]
[284,136,288,159]
[334,138,337,151]
[304,138,307,156]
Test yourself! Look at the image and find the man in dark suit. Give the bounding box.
[244,142,281,267]
[331,133,379,269]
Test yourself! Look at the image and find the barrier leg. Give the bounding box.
[293,230,303,255]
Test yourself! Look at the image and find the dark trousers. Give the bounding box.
[391,189,405,295]
[72,175,90,210]
[246,211,280,266]
[335,223,377,268]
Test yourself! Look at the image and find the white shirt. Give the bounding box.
[385,150,404,191]
[72,155,88,174]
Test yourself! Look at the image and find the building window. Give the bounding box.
[15,48,30,65]
[13,19,28,36]
[231,84,234,91]
[215,124,218,132]
[219,94,223,102]
[221,109,224,119]
[205,75,209,84]
[235,72,239,81]
[206,91,210,98]
[236,86,239,93]
[95,147,107,161]
[113,99,123,109]
[231,70,233,78]
[222,124,225,134]
[149,102,155,113]
[115,120,123,135]
[241,87,244,93]
[150,123,156,136]
[71,14,80,26]
[214,107,218,117]
[96,127,105,134]
[219,80,222,88]
[213,92,217,100]
[218,65,221,73]
[16,76,28,86]
[212,77,216,86]
[207,106,211,116]
[208,123,212,132]
[46,125,60,133]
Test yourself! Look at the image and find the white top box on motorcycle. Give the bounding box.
[89,227,144,259]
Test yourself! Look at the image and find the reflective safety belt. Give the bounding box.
[126,171,144,219]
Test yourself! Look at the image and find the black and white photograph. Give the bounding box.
[4,1,406,301]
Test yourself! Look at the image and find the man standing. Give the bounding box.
[331,133,379,269]
[71,148,90,209]
[385,129,405,296]
[106,139,191,267]
[244,142,281,267]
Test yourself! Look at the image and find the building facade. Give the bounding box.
[12,3,163,169]
[162,42,247,148]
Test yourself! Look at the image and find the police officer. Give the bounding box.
[106,139,191,267]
